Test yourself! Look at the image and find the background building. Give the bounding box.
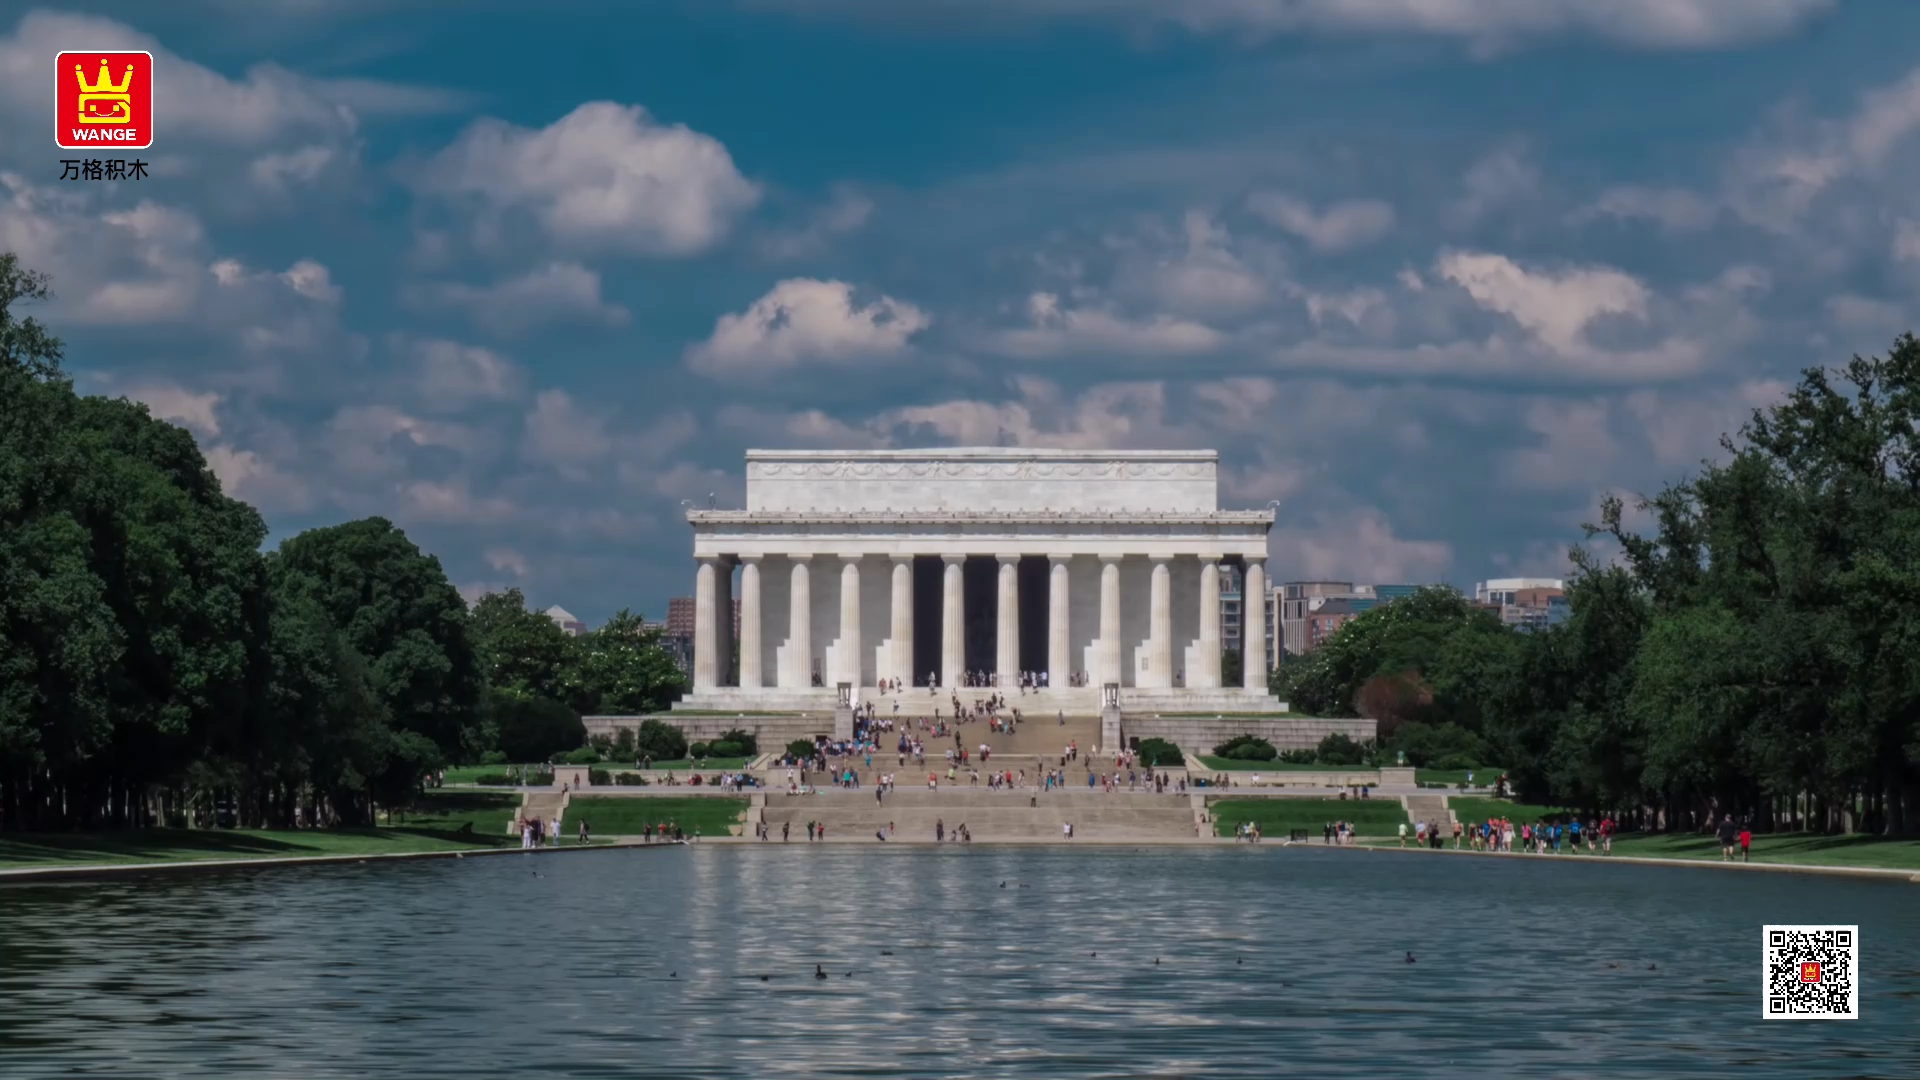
[544,605,586,637]
[1275,582,1418,656]
[1474,578,1569,632]
[665,595,740,675]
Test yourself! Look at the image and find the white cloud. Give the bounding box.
[753,0,1834,51]
[124,382,222,437]
[485,548,529,577]
[1583,185,1719,231]
[1133,211,1270,314]
[990,291,1222,359]
[327,405,476,476]
[1893,218,1920,262]
[686,278,929,375]
[400,479,513,524]
[1500,399,1620,490]
[202,444,311,512]
[1269,508,1453,585]
[405,262,630,336]
[757,183,875,260]
[522,389,613,470]
[1437,250,1649,357]
[404,338,523,410]
[1447,148,1541,228]
[1246,192,1394,252]
[414,101,760,256]
[0,175,347,338]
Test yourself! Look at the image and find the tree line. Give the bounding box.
[0,255,686,832]
[1273,333,1920,835]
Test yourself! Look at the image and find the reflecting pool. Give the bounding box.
[1,846,1915,1078]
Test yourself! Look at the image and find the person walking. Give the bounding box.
[1397,821,1407,848]
[1738,823,1752,863]
[1717,814,1737,861]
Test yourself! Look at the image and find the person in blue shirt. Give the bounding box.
[1568,819,1581,852]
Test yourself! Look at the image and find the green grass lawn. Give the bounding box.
[1198,757,1369,772]
[1607,832,1920,871]
[1209,797,1408,838]
[0,792,527,870]
[566,796,748,838]
[1446,796,1573,825]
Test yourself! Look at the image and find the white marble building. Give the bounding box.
[677,448,1287,714]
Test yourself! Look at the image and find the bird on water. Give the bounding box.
[815,964,828,980]
[1405,953,1416,964]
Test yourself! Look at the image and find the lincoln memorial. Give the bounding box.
[675,448,1287,716]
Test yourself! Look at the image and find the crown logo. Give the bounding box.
[74,58,134,124]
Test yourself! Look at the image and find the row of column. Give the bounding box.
[693,554,1267,693]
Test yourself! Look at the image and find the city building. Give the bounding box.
[1273,581,1424,656]
[1306,598,1364,649]
[544,605,586,637]
[1475,578,1569,633]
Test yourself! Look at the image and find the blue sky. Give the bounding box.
[6,0,1920,625]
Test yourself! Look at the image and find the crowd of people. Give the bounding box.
[1398,815,1620,854]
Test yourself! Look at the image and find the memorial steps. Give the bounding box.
[756,789,1202,842]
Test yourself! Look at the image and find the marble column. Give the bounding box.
[1148,556,1172,689]
[838,555,863,687]
[1099,555,1122,686]
[1047,555,1071,691]
[1243,557,1268,690]
[889,555,913,686]
[692,557,718,691]
[738,556,762,689]
[995,555,1020,688]
[714,557,733,687]
[1195,557,1221,689]
[941,555,965,689]
[785,556,811,688]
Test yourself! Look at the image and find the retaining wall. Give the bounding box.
[584,714,832,748]
[1123,715,1377,753]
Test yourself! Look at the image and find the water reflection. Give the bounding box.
[1,847,1916,1078]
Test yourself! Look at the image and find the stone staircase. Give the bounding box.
[758,788,1199,842]
[515,789,570,836]
[1401,792,1453,830]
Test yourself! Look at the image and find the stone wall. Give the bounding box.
[584,714,831,750]
[1122,715,1376,754]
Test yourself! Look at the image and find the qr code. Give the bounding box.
[1763,924,1858,1019]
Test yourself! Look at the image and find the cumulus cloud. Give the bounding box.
[0,174,348,346]
[1268,507,1454,584]
[746,0,1834,51]
[1581,185,1720,231]
[404,262,630,337]
[123,381,223,437]
[1246,192,1394,252]
[989,291,1221,360]
[413,101,760,256]
[686,278,929,375]
[402,337,524,410]
[756,183,875,260]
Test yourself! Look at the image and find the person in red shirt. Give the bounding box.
[1738,825,1752,862]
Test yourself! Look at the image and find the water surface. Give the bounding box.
[2,846,1916,1078]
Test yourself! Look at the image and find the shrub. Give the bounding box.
[491,695,586,763]
[706,740,743,758]
[473,772,516,786]
[613,772,648,786]
[635,719,688,761]
[1278,748,1317,765]
[718,728,758,756]
[1432,752,1480,772]
[587,768,611,786]
[1390,721,1487,768]
[480,749,509,766]
[612,728,636,757]
[689,741,711,759]
[1213,734,1277,761]
[1137,738,1184,768]
[786,738,817,761]
[1315,732,1366,766]
[563,746,601,765]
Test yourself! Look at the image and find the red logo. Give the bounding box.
[56,51,153,150]
[1799,961,1822,983]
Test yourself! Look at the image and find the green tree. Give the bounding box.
[490,694,586,762]
[470,588,576,702]
[566,609,688,715]
[267,518,482,792]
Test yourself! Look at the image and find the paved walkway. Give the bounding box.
[1341,837,1920,882]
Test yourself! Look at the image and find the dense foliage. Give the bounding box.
[1273,335,1920,834]
[1136,738,1184,768]
[1212,734,1277,761]
[0,256,687,830]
